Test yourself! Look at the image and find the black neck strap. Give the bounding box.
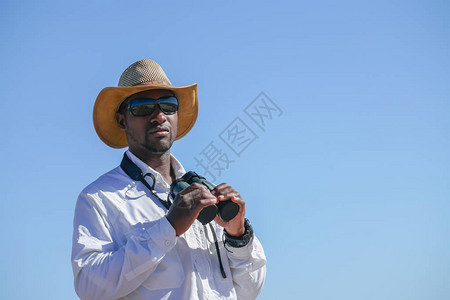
[120,153,171,210]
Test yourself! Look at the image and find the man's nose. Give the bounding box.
[149,106,167,124]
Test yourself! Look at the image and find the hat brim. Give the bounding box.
[93,84,198,149]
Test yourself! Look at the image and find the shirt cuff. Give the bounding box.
[226,237,255,258]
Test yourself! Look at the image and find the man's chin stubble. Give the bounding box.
[143,134,174,154]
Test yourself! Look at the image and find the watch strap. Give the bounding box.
[224,218,254,248]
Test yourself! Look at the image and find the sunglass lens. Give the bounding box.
[130,104,156,116]
[159,103,178,114]
[159,97,179,114]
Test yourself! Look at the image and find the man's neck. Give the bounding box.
[131,150,174,184]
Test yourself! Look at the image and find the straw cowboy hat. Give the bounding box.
[93,59,198,148]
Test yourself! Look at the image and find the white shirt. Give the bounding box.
[72,151,266,300]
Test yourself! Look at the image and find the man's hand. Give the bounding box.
[166,183,217,236]
[212,183,246,237]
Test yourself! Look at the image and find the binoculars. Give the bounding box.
[170,171,239,225]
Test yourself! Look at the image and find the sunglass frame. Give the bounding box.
[127,96,179,117]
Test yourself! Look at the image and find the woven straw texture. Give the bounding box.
[118,59,172,87]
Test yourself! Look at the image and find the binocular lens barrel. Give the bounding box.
[217,201,240,222]
[197,205,218,225]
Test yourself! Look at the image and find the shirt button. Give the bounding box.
[165,240,170,246]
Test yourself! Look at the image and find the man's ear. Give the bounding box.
[116,113,127,130]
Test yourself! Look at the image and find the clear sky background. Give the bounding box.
[1,0,449,299]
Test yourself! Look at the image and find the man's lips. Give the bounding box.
[148,127,170,136]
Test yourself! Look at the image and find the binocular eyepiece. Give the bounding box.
[170,171,239,225]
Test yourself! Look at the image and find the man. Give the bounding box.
[72,59,266,300]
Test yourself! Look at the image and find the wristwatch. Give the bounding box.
[224,218,254,248]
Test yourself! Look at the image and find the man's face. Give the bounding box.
[116,89,178,156]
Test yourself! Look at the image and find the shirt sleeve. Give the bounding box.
[71,191,177,300]
[226,235,267,299]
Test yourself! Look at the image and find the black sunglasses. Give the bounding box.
[127,96,179,117]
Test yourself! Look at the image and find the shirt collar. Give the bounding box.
[125,150,186,190]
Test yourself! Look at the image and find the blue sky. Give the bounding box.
[1,1,449,299]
